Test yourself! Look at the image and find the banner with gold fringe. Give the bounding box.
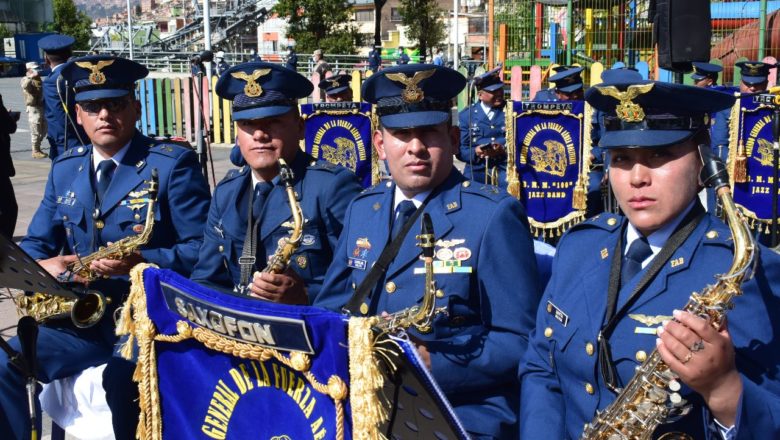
[118,265,467,439]
[506,100,593,238]
[728,94,780,234]
[301,102,379,188]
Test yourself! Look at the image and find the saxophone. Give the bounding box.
[262,158,304,274]
[580,147,757,440]
[15,169,159,328]
[374,213,448,334]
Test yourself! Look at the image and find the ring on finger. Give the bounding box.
[691,340,705,352]
[682,352,693,364]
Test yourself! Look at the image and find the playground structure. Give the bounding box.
[493,0,780,95]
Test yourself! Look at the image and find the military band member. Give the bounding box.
[691,62,722,88]
[736,60,772,94]
[548,66,585,101]
[39,34,88,160]
[190,62,362,304]
[457,66,508,187]
[0,55,211,440]
[315,65,542,438]
[533,64,575,101]
[520,80,780,439]
[318,73,354,102]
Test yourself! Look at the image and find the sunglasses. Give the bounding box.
[79,98,132,114]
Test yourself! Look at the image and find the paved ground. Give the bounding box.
[0,76,234,439]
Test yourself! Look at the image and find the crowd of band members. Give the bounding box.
[0,32,779,440]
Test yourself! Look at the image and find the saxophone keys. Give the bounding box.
[668,379,681,392]
[669,392,682,405]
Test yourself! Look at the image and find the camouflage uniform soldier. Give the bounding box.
[21,62,47,159]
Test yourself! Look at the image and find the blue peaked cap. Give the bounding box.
[216,62,313,121]
[550,67,584,93]
[736,61,773,85]
[318,74,351,95]
[38,34,75,52]
[690,62,722,81]
[600,68,643,83]
[585,81,735,149]
[60,55,148,101]
[361,64,466,129]
[476,66,503,92]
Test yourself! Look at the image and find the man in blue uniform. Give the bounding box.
[691,62,722,88]
[318,73,354,102]
[397,46,410,65]
[548,66,585,101]
[368,45,382,73]
[190,62,361,304]
[39,34,88,160]
[520,80,780,439]
[736,60,772,94]
[0,55,211,440]
[457,66,507,187]
[533,64,575,101]
[315,64,542,438]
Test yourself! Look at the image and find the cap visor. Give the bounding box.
[75,89,132,101]
[600,129,696,149]
[326,85,350,95]
[379,111,449,129]
[742,75,768,85]
[481,83,504,92]
[690,73,706,81]
[557,83,583,93]
[232,105,293,121]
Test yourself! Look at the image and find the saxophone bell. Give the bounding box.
[70,290,111,329]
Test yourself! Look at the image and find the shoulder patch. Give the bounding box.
[148,142,189,159]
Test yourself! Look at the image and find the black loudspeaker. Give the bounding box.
[654,0,712,72]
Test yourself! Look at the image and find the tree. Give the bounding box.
[399,0,447,61]
[49,0,92,50]
[0,24,12,40]
[273,0,359,54]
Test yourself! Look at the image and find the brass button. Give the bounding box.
[435,289,444,298]
[544,327,553,338]
[62,215,68,221]
[607,218,617,226]
[218,245,224,253]
[585,342,594,356]
[706,230,718,239]
[95,220,105,229]
[635,350,647,362]
[134,213,141,221]
[546,303,553,313]
[585,383,594,395]
[462,181,471,188]
[360,303,369,315]
[385,281,396,293]
[351,282,356,290]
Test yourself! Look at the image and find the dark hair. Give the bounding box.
[45,50,71,65]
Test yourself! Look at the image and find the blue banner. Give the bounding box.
[132,268,352,439]
[730,95,780,230]
[301,102,377,188]
[507,101,592,238]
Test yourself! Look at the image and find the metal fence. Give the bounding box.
[493,0,780,85]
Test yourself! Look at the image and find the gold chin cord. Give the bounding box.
[261,158,304,275]
[580,146,756,440]
[15,169,160,329]
[373,213,448,334]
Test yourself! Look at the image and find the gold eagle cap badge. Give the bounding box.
[595,83,654,123]
[743,62,764,74]
[385,69,436,103]
[74,59,115,85]
[230,68,272,97]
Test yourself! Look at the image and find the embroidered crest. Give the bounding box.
[385,69,436,104]
[230,69,272,97]
[74,59,115,85]
[595,83,654,122]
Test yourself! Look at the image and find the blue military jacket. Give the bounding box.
[709,86,737,161]
[457,103,508,187]
[190,152,362,303]
[43,67,87,159]
[20,132,211,338]
[520,212,780,439]
[315,169,542,438]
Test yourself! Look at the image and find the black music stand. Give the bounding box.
[376,333,470,440]
[0,234,76,299]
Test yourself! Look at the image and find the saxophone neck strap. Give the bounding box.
[342,196,430,315]
[599,202,705,392]
[238,179,275,292]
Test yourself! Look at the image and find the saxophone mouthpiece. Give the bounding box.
[149,168,159,198]
[420,213,434,258]
[698,144,729,191]
[278,159,294,186]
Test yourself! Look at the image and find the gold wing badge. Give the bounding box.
[75,59,115,85]
[230,69,272,97]
[385,69,436,103]
[628,313,672,327]
[595,83,654,123]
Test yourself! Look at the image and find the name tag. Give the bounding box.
[348,258,367,270]
[547,300,569,327]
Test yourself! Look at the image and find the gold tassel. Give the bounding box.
[348,317,387,439]
[734,141,748,183]
[573,183,586,211]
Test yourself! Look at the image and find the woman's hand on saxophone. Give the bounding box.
[39,255,88,284]
[249,269,308,305]
[656,310,742,427]
[89,251,145,277]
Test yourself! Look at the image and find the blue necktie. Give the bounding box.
[391,200,416,241]
[253,182,274,221]
[96,159,116,202]
[621,236,652,288]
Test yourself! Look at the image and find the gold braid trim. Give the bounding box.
[573,103,594,211]
[506,102,520,198]
[528,210,585,239]
[370,108,381,185]
[348,316,388,440]
[728,95,747,183]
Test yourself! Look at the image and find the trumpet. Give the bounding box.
[15,169,159,328]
